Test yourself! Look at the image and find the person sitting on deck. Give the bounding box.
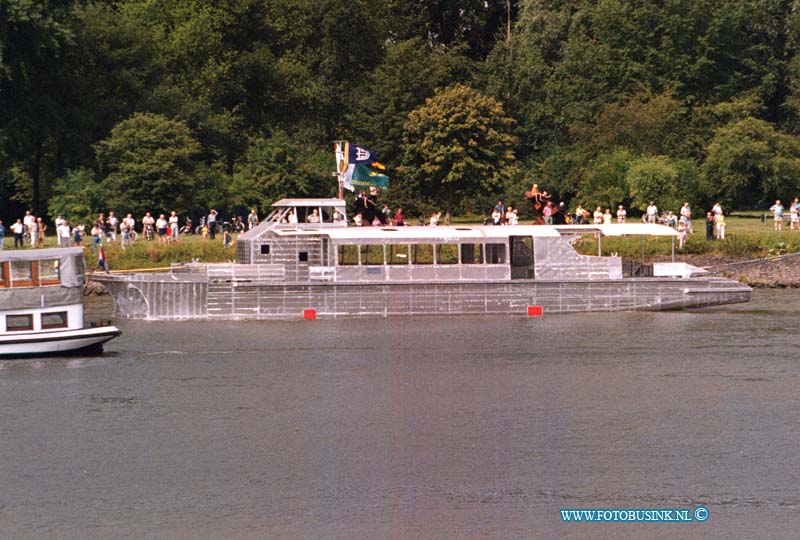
[307,209,320,223]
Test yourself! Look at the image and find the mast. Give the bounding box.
[334,140,348,199]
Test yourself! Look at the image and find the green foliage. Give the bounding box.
[702,117,800,209]
[47,168,106,224]
[399,84,517,213]
[4,0,800,225]
[625,155,696,212]
[577,150,634,211]
[230,131,332,210]
[98,236,236,270]
[94,113,202,216]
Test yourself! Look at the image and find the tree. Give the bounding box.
[702,117,800,209]
[349,38,473,167]
[576,150,635,211]
[230,131,333,210]
[399,84,516,214]
[1,0,76,216]
[94,113,202,216]
[47,168,106,224]
[625,155,700,213]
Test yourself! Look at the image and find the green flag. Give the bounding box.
[352,163,389,190]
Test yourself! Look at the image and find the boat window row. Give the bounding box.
[5,311,68,332]
[0,260,61,288]
[335,243,507,266]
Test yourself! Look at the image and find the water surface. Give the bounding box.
[1,290,798,539]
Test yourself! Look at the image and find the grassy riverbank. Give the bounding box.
[574,212,800,259]
[1,234,236,271]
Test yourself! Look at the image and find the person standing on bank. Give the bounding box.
[646,201,658,224]
[248,209,259,230]
[207,209,217,240]
[11,219,24,248]
[770,200,784,231]
[0,220,5,249]
[706,212,715,240]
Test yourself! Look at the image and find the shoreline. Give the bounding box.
[652,254,800,288]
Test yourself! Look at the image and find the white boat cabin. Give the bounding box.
[0,247,86,334]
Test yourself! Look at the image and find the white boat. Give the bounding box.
[0,247,121,358]
[94,198,751,320]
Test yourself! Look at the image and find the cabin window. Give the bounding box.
[6,314,33,331]
[0,263,7,287]
[486,243,507,264]
[41,311,68,329]
[11,260,34,286]
[298,251,309,262]
[461,244,484,264]
[411,244,434,265]
[39,259,60,285]
[337,245,359,265]
[436,244,459,264]
[260,244,270,255]
[387,244,409,265]
[360,245,384,265]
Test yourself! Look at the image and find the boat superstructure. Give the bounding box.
[0,247,121,357]
[93,198,751,320]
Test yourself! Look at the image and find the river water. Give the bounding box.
[1,289,798,540]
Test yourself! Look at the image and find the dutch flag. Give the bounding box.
[98,246,109,274]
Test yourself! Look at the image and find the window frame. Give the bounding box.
[38,259,61,286]
[10,260,36,287]
[41,311,69,330]
[6,314,34,332]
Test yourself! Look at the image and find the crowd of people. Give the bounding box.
[767,198,800,231]
[4,193,800,252]
[0,208,261,251]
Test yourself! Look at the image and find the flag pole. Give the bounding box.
[334,140,347,199]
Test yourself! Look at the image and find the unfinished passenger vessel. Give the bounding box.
[1,247,121,357]
[93,198,751,320]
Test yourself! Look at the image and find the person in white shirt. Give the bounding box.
[23,211,34,244]
[616,205,626,223]
[107,211,119,242]
[57,220,72,247]
[10,219,24,248]
[680,202,693,234]
[169,211,179,243]
[156,214,168,244]
[646,201,658,223]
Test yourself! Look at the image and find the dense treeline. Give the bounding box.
[3,0,800,223]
